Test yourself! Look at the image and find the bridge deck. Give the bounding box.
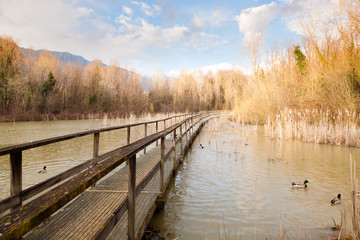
[24,134,194,240]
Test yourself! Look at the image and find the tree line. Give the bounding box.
[0,36,246,121]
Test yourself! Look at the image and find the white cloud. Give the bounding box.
[0,0,228,73]
[234,2,280,47]
[234,0,337,46]
[209,8,231,27]
[115,14,131,24]
[282,0,337,35]
[131,2,162,16]
[122,6,133,15]
[189,16,204,31]
[76,7,94,16]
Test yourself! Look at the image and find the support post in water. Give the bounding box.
[144,123,147,154]
[93,132,100,158]
[10,150,22,210]
[127,155,136,240]
[156,136,166,209]
[127,126,131,145]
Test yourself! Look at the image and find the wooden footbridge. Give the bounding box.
[0,113,216,240]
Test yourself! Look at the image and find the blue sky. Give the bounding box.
[0,0,335,76]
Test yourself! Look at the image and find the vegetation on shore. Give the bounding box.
[0,36,245,121]
[1,0,360,149]
[231,0,360,148]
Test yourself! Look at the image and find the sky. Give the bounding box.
[0,0,336,77]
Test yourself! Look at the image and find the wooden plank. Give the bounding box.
[128,155,136,240]
[0,114,211,239]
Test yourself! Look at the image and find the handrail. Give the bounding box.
[0,112,215,240]
[0,113,193,156]
[0,113,204,212]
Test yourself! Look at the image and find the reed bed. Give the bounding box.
[265,108,360,147]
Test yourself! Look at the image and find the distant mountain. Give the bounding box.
[19,47,151,92]
[19,47,90,66]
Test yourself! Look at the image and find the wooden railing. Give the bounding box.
[0,113,197,213]
[0,112,215,240]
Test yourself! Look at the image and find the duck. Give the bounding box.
[291,180,309,188]
[200,144,204,149]
[38,166,46,174]
[331,194,341,204]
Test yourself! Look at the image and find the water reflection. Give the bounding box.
[150,118,360,239]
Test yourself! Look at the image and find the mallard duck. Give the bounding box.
[200,144,204,149]
[38,166,46,174]
[291,180,309,188]
[331,194,341,204]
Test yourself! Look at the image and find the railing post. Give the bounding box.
[191,116,194,135]
[144,123,147,154]
[164,120,166,130]
[127,126,131,145]
[93,132,100,158]
[10,150,22,210]
[180,124,183,157]
[127,155,136,240]
[156,121,159,146]
[173,130,176,175]
[185,119,188,144]
[160,137,165,192]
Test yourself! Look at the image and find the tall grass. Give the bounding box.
[265,108,360,147]
[232,0,360,147]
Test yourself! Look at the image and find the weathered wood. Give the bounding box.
[135,162,160,197]
[93,132,100,158]
[10,151,22,210]
[155,122,159,146]
[0,113,212,240]
[163,120,166,130]
[0,114,195,157]
[160,137,165,192]
[180,124,183,156]
[127,126,131,145]
[144,124,147,154]
[172,130,176,175]
[128,155,136,240]
[95,200,128,240]
[185,120,188,143]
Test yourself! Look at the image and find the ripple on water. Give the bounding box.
[150,118,360,239]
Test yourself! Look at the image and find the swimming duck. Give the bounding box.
[38,166,46,174]
[291,180,309,188]
[200,144,204,149]
[331,194,341,204]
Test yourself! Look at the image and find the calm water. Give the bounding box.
[0,118,161,200]
[1,118,360,239]
[150,118,360,239]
